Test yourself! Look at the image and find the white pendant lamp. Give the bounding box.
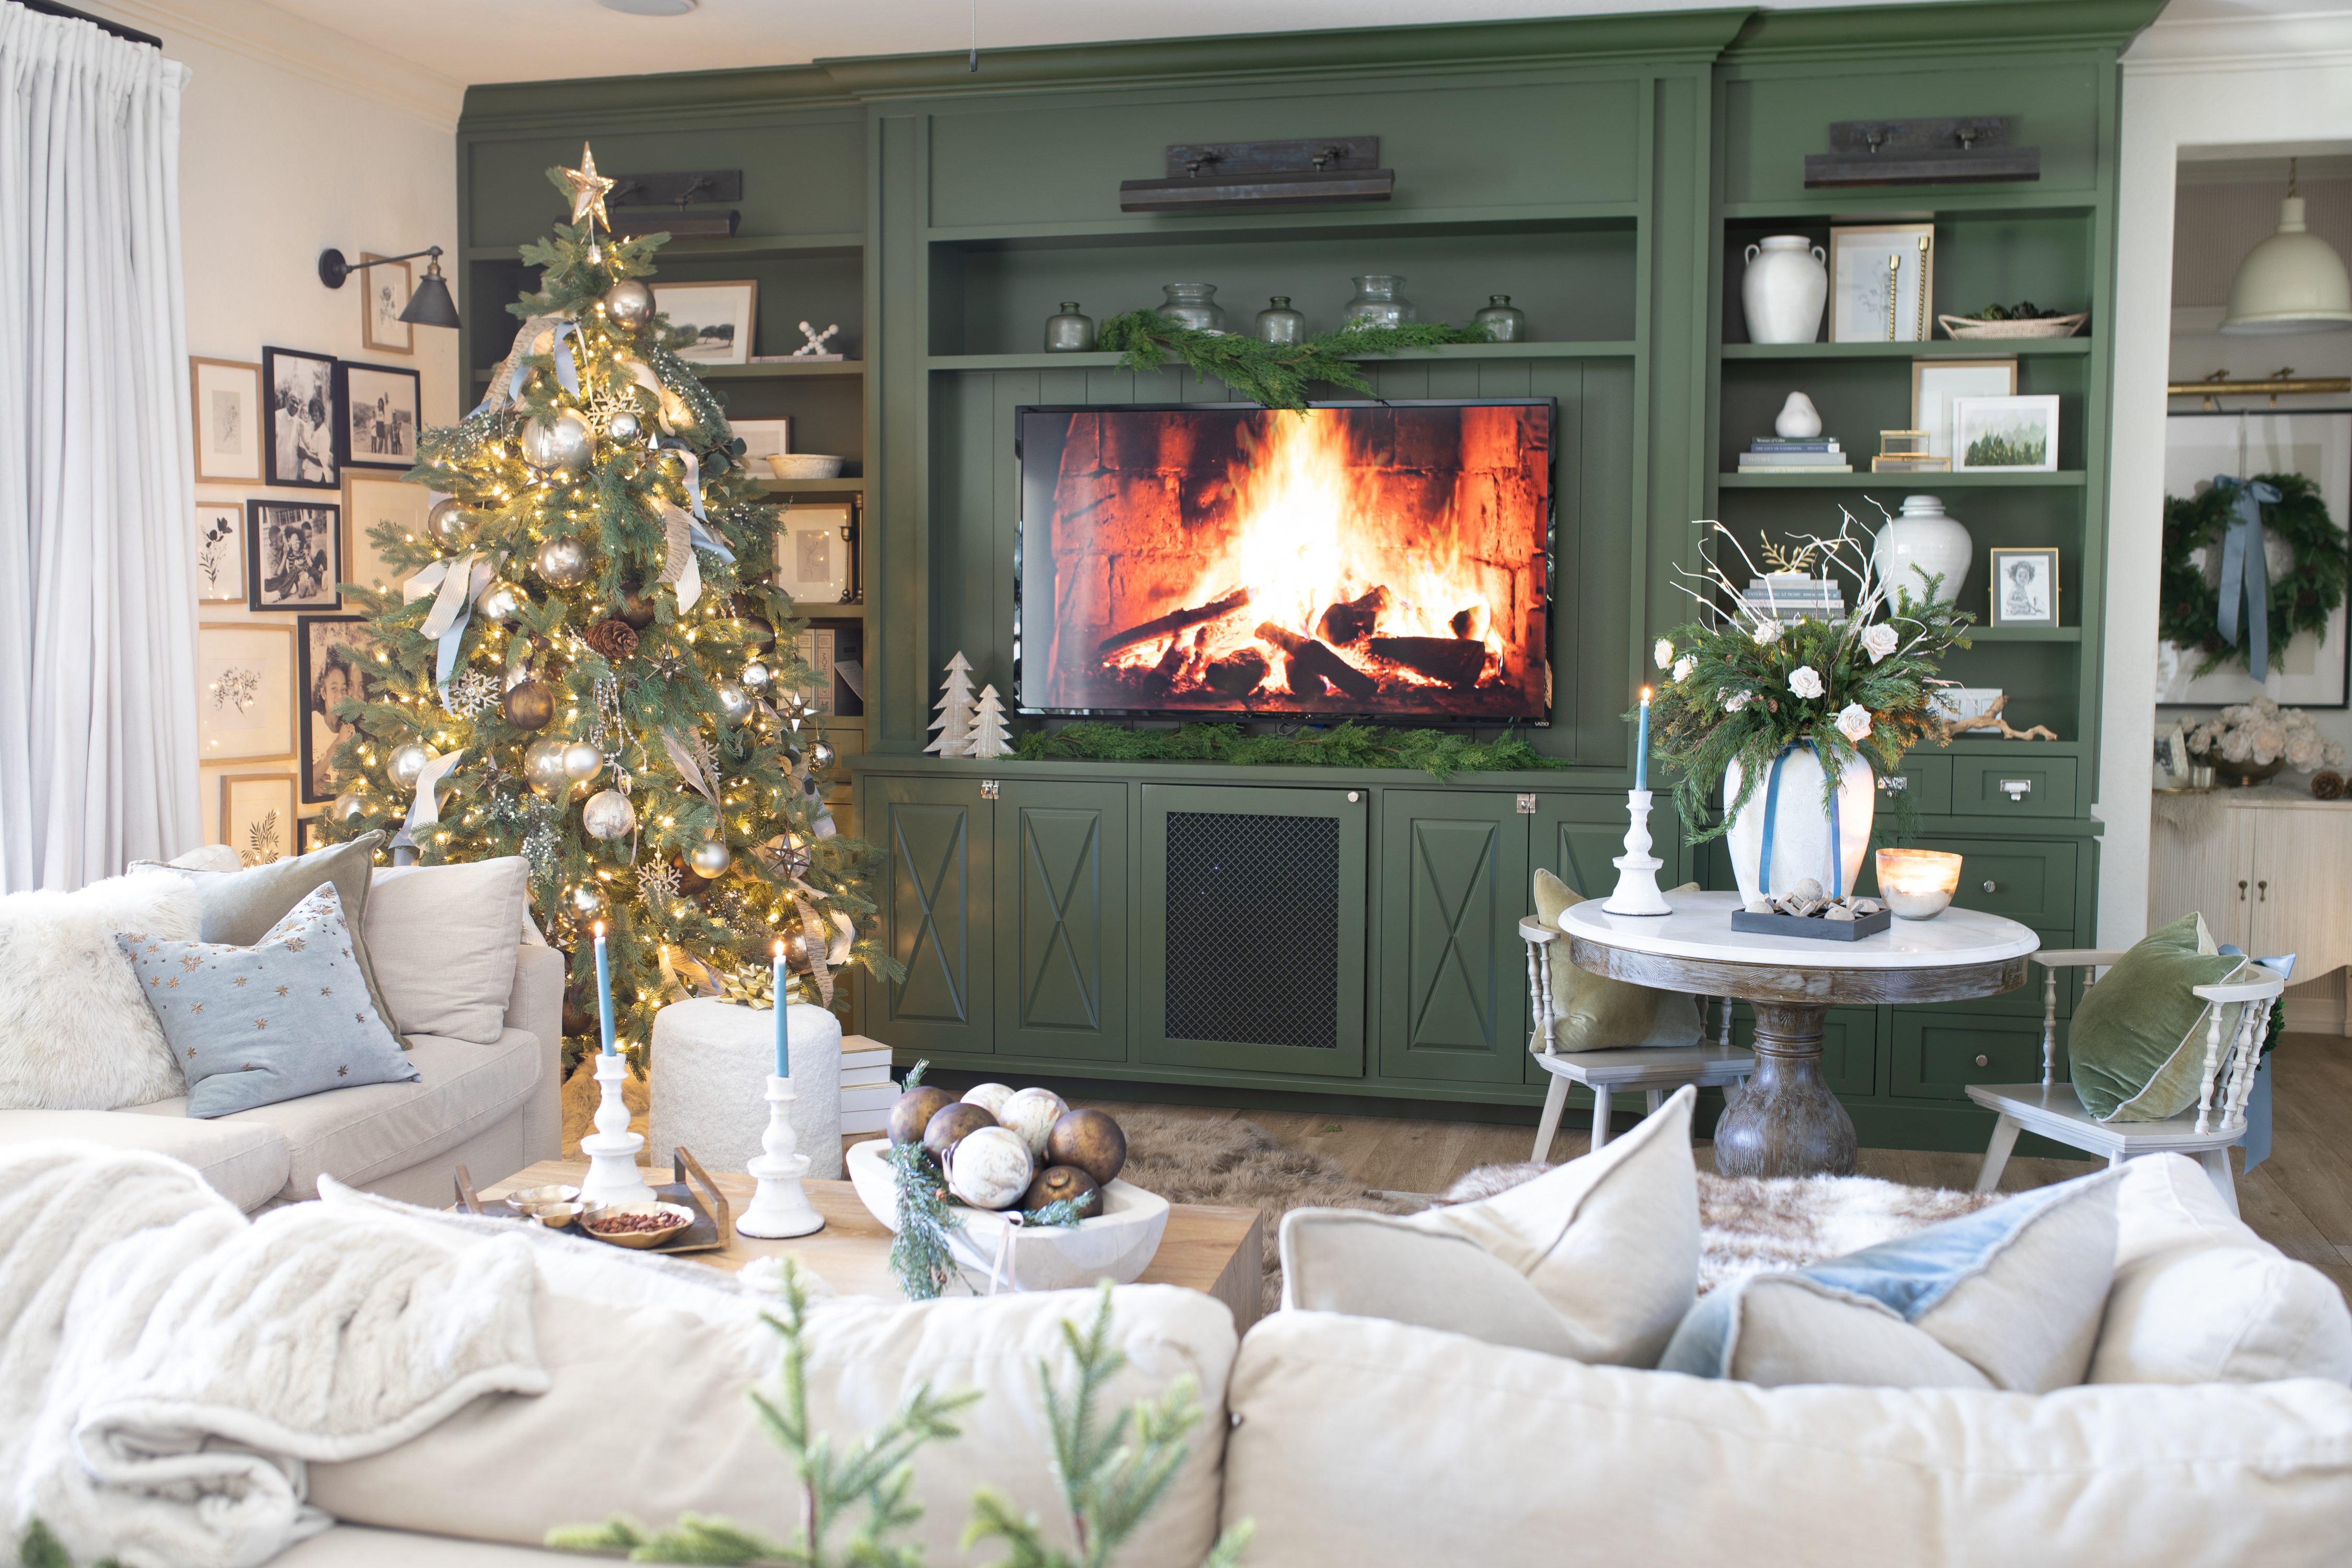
[2221,159,2352,336]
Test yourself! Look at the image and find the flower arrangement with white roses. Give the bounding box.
[1645,512,1975,843]
[2187,697,2345,774]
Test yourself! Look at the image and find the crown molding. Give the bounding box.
[2125,8,2352,74]
[80,0,464,130]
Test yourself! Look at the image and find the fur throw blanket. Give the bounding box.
[2,1143,548,1568]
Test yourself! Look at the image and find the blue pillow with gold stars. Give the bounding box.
[117,881,417,1119]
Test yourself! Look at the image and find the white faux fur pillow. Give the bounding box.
[0,870,202,1109]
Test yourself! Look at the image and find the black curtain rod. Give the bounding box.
[12,0,163,49]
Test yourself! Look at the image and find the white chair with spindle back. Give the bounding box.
[1520,918,1753,1161]
[1966,948,2287,1216]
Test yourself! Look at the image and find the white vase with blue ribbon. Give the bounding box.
[1723,742,1876,906]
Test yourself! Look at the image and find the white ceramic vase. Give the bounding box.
[1873,494,1973,606]
[1723,746,1876,904]
[1741,236,1828,344]
[1775,391,1823,439]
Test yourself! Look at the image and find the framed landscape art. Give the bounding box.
[1952,394,2060,472]
[651,279,757,364]
[334,360,421,471]
[261,345,338,489]
[190,356,263,483]
[246,499,342,612]
[198,622,295,764]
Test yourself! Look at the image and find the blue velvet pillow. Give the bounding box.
[118,882,418,1118]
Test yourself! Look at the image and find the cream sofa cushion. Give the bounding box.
[366,860,529,1045]
[1223,1310,2352,1568]
[0,1108,287,1213]
[1281,1086,1697,1366]
[275,1527,572,1564]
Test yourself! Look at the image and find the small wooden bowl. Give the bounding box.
[579,1201,694,1249]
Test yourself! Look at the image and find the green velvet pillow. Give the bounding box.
[2068,912,2257,1123]
[1532,868,1703,1053]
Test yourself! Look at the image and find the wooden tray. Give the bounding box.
[1730,907,1894,941]
[453,1148,733,1255]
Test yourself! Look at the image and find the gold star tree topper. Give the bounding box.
[559,142,617,232]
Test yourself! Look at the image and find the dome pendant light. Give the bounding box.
[2220,158,2352,336]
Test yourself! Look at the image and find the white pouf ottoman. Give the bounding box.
[648,997,844,1179]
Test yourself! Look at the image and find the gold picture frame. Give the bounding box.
[219,773,298,867]
[198,621,297,764]
[1829,223,1935,343]
[342,472,430,596]
[1912,357,2017,459]
[190,356,263,483]
[359,252,413,355]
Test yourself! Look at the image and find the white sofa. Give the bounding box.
[0,941,562,1212]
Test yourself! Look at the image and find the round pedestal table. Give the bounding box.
[648,997,844,1179]
[1559,890,2037,1178]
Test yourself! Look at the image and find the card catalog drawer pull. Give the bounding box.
[1999,778,2033,801]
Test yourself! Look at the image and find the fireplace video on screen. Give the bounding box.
[1016,401,1553,722]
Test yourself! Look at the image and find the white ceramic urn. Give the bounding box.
[1741,236,1829,344]
[1873,494,1973,606]
[1724,747,1876,905]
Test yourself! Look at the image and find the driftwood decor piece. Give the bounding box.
[1938,694,2056,742]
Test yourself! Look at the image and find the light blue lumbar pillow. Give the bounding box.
[1659,1167,2124,1391]
[117,882,418,1118]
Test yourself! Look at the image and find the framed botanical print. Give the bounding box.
[360,252,413,355]
[220,773,298,867]
[1829,223,1935,343]
[246,499,342,612]
[261,345,338,489]
[195,502,243,602]
[333,360,422,471]
[297,614,386,803]
[773,500,857,604]
[198,622,296,764]
[190,356,263,483]
[651,279,758,364]
[342,474,430,596]
[1988,547,2061,628]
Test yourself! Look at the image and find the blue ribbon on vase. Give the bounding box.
[1756,740,1843,900]
[2212,475,2281,677]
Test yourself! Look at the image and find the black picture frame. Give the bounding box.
[296,613,383,803]
[261,345,339,489]
[246,499,342,614]
[333,359,423,471]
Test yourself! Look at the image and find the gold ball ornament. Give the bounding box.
[604,279,654,327]
[387,744,433,789]
[520,413,592,474]
[561,741,603,782]
[714,681,753,725]
[616,583,658,629]
[582,788,638,840]
[534,535,592,588]
[923,1101,998,1162]
[1046,1109,1128,1187]
[480,582,525,623]
[522,736,571,793]
[502,679,556,732]
[888,1085,957,1147]
[426,498,470,545]
[686,838,732,880]
[1021,1165,1101,1219]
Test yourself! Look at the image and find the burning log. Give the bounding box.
[1318,586,1392,647]
[1370,637,1486,689]
[1140,638,1189,697]
[1202,649,1270,699]
[1289,670,1330,698]
[1096,588,1254,663]
[1255,622,1379,700]
[1450,604,1491,642]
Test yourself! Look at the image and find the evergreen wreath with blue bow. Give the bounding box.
[2160,471,2348,677]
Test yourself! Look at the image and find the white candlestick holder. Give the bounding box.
[1602,789,1672,916]
[578,1050,657,1207]
[737,1074,824,1239]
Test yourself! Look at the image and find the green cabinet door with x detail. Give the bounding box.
[1379,790,1534,1086]
[994,779,1129,1064]
[868,775,993,1058]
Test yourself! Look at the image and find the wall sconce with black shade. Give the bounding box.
[317,246,461,328]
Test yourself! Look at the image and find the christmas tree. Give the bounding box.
[316,144,895,1067]
[924,651,976,757]
[967,684,1012,760]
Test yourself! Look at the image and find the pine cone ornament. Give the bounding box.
[2314,770,2345,801]
[584,617,638,662]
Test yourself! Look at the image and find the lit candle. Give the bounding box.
[1635,687,1652,792]
[593,921,616,1056]
[772,940,789,1078]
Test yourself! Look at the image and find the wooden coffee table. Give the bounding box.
[482,1159,1265,1333]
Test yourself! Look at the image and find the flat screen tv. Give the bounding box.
[1015,400,1553,722]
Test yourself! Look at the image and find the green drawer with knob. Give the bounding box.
[1855,837,2078,932]
[1951,755,2080,818]
[1882,754,1952,815]
[1890,1013,2054,1101]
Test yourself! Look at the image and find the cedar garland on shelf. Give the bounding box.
[1012,720,1565,781]
[2159,472,2348,676]
[1098,311,1495,411]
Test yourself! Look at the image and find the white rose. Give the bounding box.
[1672,655,1695,683]
[1751,619,1782,647]
[1654,638,1675,670]
[1860,623,1899,663]
[2220,730,2253,762]
[1721,689,1751,713]
[2287,734,2323,770]
[2250,724,2286,764]
[2328,740,2348,768]
[1788,665,1824,700]
[1835,703,1872,742]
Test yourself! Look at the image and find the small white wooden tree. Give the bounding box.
[967,684,1013,759]
[924,651,977,757]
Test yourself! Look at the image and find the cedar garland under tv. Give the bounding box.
[1014,400,1554,723]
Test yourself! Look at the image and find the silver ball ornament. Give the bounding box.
[561,741,603,782]
[810,740,837,770]
[944,1125,1036,1211]
[331,789,368,823]
[570,883,604,916]
[604,279,654,327]
[387,744,433,789]
[686,838,732,879]
[522,736,571,794]
[426,498,470,545]
[480,583,525,623]
[714,681,753,724]
[534,535,591,589]
[740,660,771,689]
[607,410,641,443]
[521,413,592,474]
[582,788,638,841]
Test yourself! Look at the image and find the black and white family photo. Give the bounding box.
[246,499,342,613]
[297,614,382,801]
[1990,548,2059,629]
[261,345,337,488]
[335,361,421,470]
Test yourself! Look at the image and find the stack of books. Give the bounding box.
[1743,575,1846,623]
[1738,436,1850,474]
[837,1033,899,1135]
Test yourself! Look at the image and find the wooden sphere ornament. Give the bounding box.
[502,679,556,732]
[962,1082,1016,1119]
[996,1087,1069,1157]
[1046,1108,1127,1187]
[1021,1165,1101,1219]
[944,1125,1034,1210]
[923,1101,997,1161]
[887,1086,957,1147]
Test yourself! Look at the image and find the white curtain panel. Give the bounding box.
[0,8,197,892]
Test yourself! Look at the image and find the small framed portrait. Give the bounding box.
[334,360,422,471]
[1911,358,2016,460]
[297,613,385,803]
[247,499,342,612]
[774,499,857,604]
[342,474,431,596]
[220,773,298,867]
[1953,393,2061,472]
[261,345,339,489]
[731,417,793,467]
[1829,223,1936,343]
[2152,720,2195,789]
[198,622,296,764]
[1989,547,2061,628]
[360,252,413,355]
[190,356,263,483]
[195,502,244,602]
[652,279,758,365]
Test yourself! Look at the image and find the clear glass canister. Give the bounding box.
[1043,301,1096,352]
[1471,294,1527,342]
[1340,274,1414,328]
[1255,295,1306,345]
[1155,283,1227,333]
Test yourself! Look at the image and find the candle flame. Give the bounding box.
[593,921,604,938]
[1641,686,1652,702]
[774,939,785,959]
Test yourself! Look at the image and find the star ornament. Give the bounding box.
[560,142,618,232]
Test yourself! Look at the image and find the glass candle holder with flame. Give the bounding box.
[1874,848,1963,920]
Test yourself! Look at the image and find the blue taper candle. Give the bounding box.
[593,921,616,1056]
[773,940,789,1078]
[1635,687,1651,791]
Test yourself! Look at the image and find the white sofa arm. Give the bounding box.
[506,943,567,1166]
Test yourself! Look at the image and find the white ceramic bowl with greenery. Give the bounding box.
[844,1137,1170,1292]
